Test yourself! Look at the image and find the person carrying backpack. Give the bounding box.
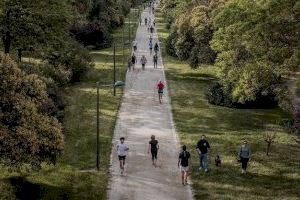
[178,145,191,186]
[140,55,147,70]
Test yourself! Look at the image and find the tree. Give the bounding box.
[211,0,300,108]
[0,0,72,59]
[0,54,64,168]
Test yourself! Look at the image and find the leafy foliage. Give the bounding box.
[161,0,226,68]
[0,55,64,168]
[211,0,300,109]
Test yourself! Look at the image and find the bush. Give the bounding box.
[165,30,178,57]
[42,41,93,83]
[0,54,64,168]
[207,82,234,107]
[71,22,112,49]
[207,82,278,109]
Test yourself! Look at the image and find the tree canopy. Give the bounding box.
[0,54,64,168]
[163,0,300,110]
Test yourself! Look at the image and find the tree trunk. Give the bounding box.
[17,49,22,61]
[3,10,12,54]
[3,32,11,54]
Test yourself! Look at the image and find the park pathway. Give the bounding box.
[108,2,193,200]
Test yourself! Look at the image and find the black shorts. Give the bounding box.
[158,89,163,94]
[118,156,126,161]
[151,149,157,160]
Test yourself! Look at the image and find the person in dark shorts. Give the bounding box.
[238,140,251,173]
[149,42,153,55]
[140,55,147,70]
[148,135,159,167]
[145,17,148,26]
[157,80,164,104]
[196,134,210,172]
[154,42,159,54]
[153,53,158,68]
[131,53,136,70]
[178,145,190,185]
[117,137,129,175]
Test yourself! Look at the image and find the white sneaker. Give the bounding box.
[198,167,202,170]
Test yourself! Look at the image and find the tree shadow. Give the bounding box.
[7,177,70,200]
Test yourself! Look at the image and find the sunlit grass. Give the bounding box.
[156,8,300,200]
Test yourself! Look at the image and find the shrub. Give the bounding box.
[165,30,178,57]
[0,54,64,168]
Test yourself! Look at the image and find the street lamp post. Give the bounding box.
[113,43,116,96]
[96,81,125,171]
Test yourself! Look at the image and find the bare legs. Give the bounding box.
[158,93,163,104]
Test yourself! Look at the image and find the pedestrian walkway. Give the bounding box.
[108,2,193,200]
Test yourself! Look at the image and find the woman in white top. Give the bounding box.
[117,137,129,174]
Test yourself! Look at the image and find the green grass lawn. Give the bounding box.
[156,8,300,200]
[0,8,141,200]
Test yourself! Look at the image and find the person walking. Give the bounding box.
[196,135,210,173]
[133,40,137,52]
[154,42,159,54]
[157,80,164,104]
[153,53,158,69]
[139,16,142,26]
[140,55,147,70]
[238,140,251,174]
[178,145,191,186]
[127,57,132,71]
[117,137,129,175]
[145,17,148,26]
[131,53,136,70]
[150,26,154,34]
[153,19,156,27]
[149,42,153,55]
[148,135,159,167]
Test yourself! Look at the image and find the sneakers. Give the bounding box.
[198,167,202,170]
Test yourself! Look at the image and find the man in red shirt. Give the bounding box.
[157,80,164,104]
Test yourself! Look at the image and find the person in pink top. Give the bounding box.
[157,80,165,104]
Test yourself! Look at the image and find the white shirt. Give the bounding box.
[117,143,129,156]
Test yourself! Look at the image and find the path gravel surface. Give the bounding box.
[108,3,194,200]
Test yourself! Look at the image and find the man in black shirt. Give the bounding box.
[196,135,210,172]
[178,145,190,185]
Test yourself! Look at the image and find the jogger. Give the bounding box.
[117,137,129,175]
[157,80,164,104]
[148,135,159,167]
[178,145,190,186]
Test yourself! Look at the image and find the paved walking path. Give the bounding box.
[108,3,193,200]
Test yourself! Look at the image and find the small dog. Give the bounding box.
[215,155,221,167]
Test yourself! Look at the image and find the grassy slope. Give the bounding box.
[156,9,300,200]
[0,9,140,200]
